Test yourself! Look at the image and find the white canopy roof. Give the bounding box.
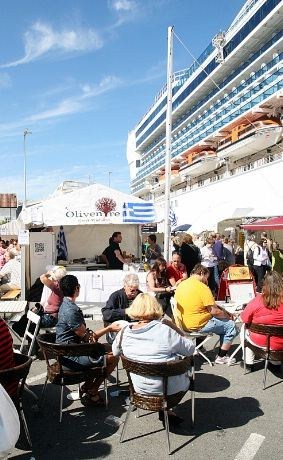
[20,182,154,227]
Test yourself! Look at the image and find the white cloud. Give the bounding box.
[1,21,103,68]
[110,0,137,12]
[0,72,12,89]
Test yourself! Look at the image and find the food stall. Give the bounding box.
[19,182,155,307]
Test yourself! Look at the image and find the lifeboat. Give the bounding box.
[217,117,282,160]
[179,149,218,176]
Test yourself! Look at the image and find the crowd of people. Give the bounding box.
[1,230,283,442]
[0,238,21,295]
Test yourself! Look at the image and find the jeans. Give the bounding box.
[200,317,237,345]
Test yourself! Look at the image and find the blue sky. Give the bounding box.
[0,0,244,203]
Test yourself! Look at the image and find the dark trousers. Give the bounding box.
[253,265,268,292]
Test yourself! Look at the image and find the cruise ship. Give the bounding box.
[127,0,283,233]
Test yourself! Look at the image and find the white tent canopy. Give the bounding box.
[21,183,154,227]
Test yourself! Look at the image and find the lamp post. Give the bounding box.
[108,171,112,188]
[23,129,32,208]
[21,129,31,302]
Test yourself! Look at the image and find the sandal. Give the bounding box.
[81,393,105,407]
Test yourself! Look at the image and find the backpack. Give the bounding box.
[246,248,254,266]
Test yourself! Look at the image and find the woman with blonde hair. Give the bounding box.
[112,293,195,427]
[240,271,283,372]
[180,233,201,276]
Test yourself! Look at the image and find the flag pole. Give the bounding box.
[164,26,173,262]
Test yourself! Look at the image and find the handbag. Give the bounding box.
[0,384,20,458]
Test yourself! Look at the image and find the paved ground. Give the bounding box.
[8,320,283,460]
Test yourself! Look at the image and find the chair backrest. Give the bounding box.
[170,297,183,328]
[19,310,41,356]
[121,355,192,378]
[0,353,32,399]
[37,332,105,359]
[248,323,283,350]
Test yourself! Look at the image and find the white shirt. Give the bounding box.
[0,259,21,287]
[201,245,217,267]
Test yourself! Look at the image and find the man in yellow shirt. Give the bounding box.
[174,264,237,365]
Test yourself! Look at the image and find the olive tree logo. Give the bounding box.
[95,197,116,216]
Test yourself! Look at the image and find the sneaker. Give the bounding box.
[215,355,236,365]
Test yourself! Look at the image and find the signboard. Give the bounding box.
[18,229,29,246]
[141,224,157,233]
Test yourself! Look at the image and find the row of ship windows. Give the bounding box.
[131,77,282,191]
[138,61,281,172]
[136,20,282,148]
[139,46,282,165]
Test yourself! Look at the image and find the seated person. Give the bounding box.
[0,318,18,397]
[56,274,120,406]
[0,250,21,294]
[36,266,67,327]
[174,264,237,365]
[166,252,188,287]
[240,271,283,372]
[112,293,195,427]
[101,274,142,325]
[147,258,174,316]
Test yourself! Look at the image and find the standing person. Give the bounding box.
[145,234,162,265]
[200,238,218,295]
[102,232,129,270]
[56,274,120,406]
[253,239,271,292]
[0,250,21,294]
[166,252,188,287]
[146,258,173,315]
[272,242,283,273]
[180,234,201,276]
[174,264,237,365]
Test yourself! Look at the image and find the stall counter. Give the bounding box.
[41,269,148,305]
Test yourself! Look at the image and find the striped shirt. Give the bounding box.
[0,318,18,396]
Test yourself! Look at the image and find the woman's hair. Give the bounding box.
[60,275,79,297]
[205,237,214,245]
[151,258,167,277]
[126,293,163,320]
[262,271,283,310]
[259,238,267,247]
[191,263,210,277]
[181,233,193,244]
[53,266,67,281]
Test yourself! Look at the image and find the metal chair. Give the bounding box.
[0,353,33,447]
[170,297,215,366]
[19,310,41,357]
[36,332,109,422]
[120,355,195,455]
[243,323,283,389]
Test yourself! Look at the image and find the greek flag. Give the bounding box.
[56,225,68,261]
[123,202,155,223]
[169,209,177,227]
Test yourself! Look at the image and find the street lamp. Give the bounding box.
[23,129,32,208]
[108,171,112,188]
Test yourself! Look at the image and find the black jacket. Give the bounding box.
[101,288,142,323]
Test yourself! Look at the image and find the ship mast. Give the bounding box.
[164,25,174,262]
